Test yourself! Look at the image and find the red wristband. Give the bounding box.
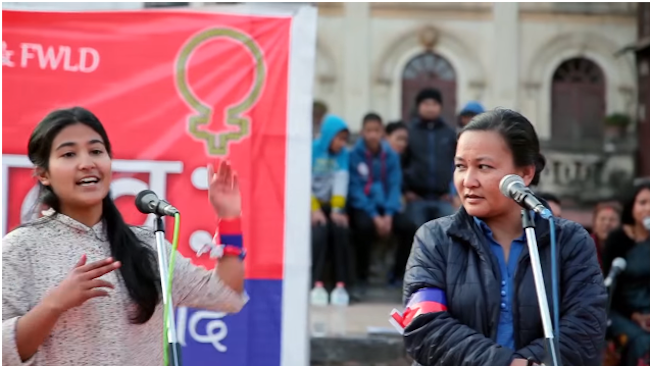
[218,217,242,234]
[222,246,243,257]
[212,244,246,260]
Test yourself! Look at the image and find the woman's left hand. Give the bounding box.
[207,160,241,219]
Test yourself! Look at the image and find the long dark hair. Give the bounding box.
[459,108,547,186]
[620,181,650,226]
[27,107,160,324]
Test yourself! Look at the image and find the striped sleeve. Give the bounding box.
[216,218,243,249]
[392,287,448,330]
[311,194,322,212]
[330,170,349,212]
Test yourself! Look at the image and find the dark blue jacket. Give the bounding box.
[402,118,456,198]
[348,139,402,217]
[403,207,607,366]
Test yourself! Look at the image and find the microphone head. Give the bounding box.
[135,190,158,215]
[643,216,650,231]
[612,257,627,271]
[499,174,525,198]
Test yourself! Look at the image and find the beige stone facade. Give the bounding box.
[314,2,637,134]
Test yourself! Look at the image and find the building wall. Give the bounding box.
[314,2,638,133]
[6,1,637,136]
[636,2,650,178]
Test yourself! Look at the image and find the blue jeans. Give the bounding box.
[406,199,455,228]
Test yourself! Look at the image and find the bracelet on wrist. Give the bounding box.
[213,244,246,260]
[215,217,243,249]
[212,217,245,259]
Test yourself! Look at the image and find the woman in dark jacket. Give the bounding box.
[602,182,650,366]
[399,109,607,366]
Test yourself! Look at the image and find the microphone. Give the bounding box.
[643,216,650,231]
[135,190,179,217]
[499,175,552,219]
[604,257,627,288]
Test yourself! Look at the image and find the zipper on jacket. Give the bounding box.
[512,228,554,350]
[512,253,528,350]
[491,266,503,341]
[480,241,502,341]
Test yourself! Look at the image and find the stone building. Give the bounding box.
[633,3,650,178]
[314,2,639,220]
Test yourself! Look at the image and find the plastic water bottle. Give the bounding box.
[329,282,349,336]
[310,282,329,337]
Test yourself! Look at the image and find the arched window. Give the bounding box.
[551,58,606,142]
[401,52,457,124]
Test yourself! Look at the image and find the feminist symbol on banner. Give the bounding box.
[175,28,266,156]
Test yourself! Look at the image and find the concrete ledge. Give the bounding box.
[311,335,411,366]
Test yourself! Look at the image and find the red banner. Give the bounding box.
[3,7,317,364]
[2,10,292,279]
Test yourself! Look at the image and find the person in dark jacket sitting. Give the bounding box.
[399,108,607,366]
[602,181,650,366]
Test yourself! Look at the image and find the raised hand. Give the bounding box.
[44,255,120,313]
[208,160,242,219]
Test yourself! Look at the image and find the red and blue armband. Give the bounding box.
[389,287,447,334]
[212,217,246,260]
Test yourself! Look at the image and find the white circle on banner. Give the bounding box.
[357,162,369,177]
[191,167,209,190]
[189,230,213,257]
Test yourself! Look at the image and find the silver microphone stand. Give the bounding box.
[521,210,561,366]
[153,215,183,366]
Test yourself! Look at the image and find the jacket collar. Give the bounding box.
[413,117,446,130]
[354,138,387,156]
[448,206,557,253]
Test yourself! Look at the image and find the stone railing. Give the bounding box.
[536,138,637,205]
[368,2,493,13]
[519,2,636,15]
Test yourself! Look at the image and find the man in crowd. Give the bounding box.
[385,121,408,156]
[457,101,485,130]
[402,88,457,228]
[348,113,416,288]
[311,114,351,289]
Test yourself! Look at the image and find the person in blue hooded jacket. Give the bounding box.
[458,101,485,130]
[311,114,352,288]
[349,113,417,287]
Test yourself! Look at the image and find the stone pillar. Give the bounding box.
[491,2,519,110]
[342,2,371,131]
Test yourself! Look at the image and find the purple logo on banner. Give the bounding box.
[177,280,282,366]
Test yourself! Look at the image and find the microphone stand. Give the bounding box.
[605,280,617,329]
[521,210,561,366]
[153,215,183,366]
